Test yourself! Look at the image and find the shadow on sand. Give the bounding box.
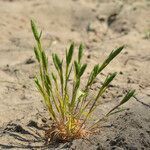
[0,122,71,149]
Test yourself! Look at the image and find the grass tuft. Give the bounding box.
[31,20,135,143]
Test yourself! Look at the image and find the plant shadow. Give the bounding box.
[0,122,69,149]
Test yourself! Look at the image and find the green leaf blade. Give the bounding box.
[79,64,87,77]
[31,20,39,42]
[78,44,83,64]
[67,43,74,66]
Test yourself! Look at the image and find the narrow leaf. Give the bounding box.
[55,54,62,70]
[119,90,135,105]
[34,47,40,62]
[31,20,39,42]
[67,43,74,66]
[41,51,48,71]
[103,72,117,87]
[52,53,59,71]
[45,74,52,87]
[78,43,83,63]
[74,61,80,76]
[106,90,135,116]
[39,30,42,39]
[98,46,124,73]
[79,64,87,77]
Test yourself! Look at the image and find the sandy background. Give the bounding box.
[0,0,150,149]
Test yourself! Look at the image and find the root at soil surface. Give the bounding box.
[45,121,91,143]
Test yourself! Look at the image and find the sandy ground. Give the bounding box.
[0,0,150,149]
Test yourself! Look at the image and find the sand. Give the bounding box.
[0,0,150,149]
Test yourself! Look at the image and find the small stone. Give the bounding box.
[29,74,35,79]
[22,85,26,88]
[110,140,117,146]
[27,120,38,128]
[87,54,91,59]
[41,117,47,123]
[119,71,123,75]
[25,58,35,64]
[97,15,106,22]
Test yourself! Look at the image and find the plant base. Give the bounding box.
[45,120,90,143]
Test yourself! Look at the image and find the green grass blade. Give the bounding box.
[34,47,40,62]
[78,73,117,119]
[79,64,87,77]
[119,90,135,105]
[74,61,80,77]
[85,46,124,89]
[66,43,74,66]
[34,77,57,121]
[98,46,124,73]
[41,51,48,71]
[78,43,83,64]
[52,53,59,71]
[106,90,135,116]
[55,54,62,70]
[31,20,40,42]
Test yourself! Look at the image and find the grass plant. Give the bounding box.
[31,20,135,143]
